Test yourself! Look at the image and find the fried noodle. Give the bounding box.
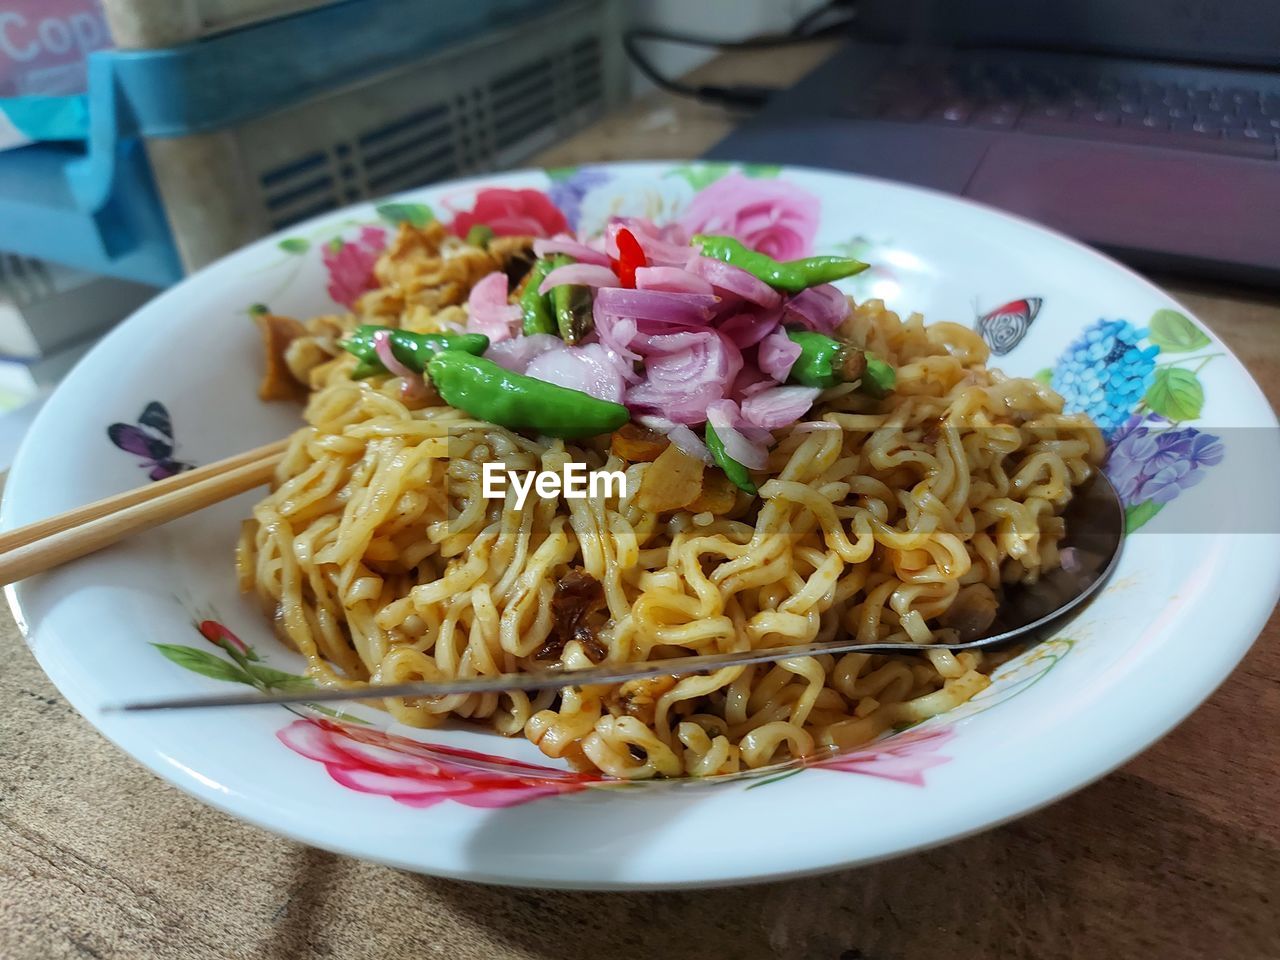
[238,223,1104,779]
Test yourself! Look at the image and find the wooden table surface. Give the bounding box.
[3,42,1279,960]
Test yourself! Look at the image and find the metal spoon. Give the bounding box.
[110,473,1124,713]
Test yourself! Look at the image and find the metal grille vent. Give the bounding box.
[360,103,459,195]
[259,152,339,227]
[253,1,617,231]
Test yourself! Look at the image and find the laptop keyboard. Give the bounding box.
[839,60,1280,160]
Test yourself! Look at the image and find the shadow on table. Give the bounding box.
[422,768,1279,960]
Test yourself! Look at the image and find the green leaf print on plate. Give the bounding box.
[155,619,368,723]
[375,202,434,227]
[1148,309,1211,353]
[1144,366,1205,421]
[667,162,781,190]
[153,643,254,685]
[1124,500,1165,533]
[245,663,315,691]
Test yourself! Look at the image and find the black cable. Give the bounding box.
[622,32,767,108]
[622,2,857,110]
[790,1,853,39]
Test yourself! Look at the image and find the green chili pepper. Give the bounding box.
[547,254,593,344]
[862,354,896,398]
[785,329,867,388]
[465,224,495,248]
[342,325,488,379]
[784,328,895,398]
[705,423,757,496]
[426,351,629,439]
[520,258,557,336]
[693,234,869,293]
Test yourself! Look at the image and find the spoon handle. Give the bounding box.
[111,475,1123,714]
[109,634,1001,712]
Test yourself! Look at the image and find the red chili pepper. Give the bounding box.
[612,227,646,288]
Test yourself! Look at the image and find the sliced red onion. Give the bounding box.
[372,330,415,381]
[631,329,740,362]
[524,343,625,403]
[670,424,712,463]
[717,307,782,350]
[595,287,719,325]
[706,400,769,469]
[656,222,690,246]
[465,271,521,342]
[605,216,658,252]
[740,385,822,430]
[373,330,430,402]
[591,301,643,382]
[606,219,692,267]
[738,422,774,444]
[600,344,639,384]
[634,266,714,296]
[731,366,777,401]
[626,331,742,425]
[538,263,619,295]
[533,235,612,266]
[758,325,802,382]
[635,414,713,463]
[784,284,852,334]
[634,414,669,431]
[687,255,782,309]
[630,318,712,342]
[485,333,563,374]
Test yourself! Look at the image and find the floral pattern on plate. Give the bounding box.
[443,187,568,239]
[277,717,601,809]
[322,226,388,308]
[150,618,1080,808]
[251,164,862,315]
[816,726,955,786]
[1044,309,1223,531]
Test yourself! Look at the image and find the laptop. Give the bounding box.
[706,0,1280,285]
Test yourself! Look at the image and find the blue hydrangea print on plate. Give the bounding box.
[1049,308,1222,532]
[1052,319,1160,434]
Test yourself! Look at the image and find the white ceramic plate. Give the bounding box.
[6,163,1279,889]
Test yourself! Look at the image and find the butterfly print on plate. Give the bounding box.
[107,401,195,481]
[976,297,1042,356]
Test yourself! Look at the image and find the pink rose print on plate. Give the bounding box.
[448,187,569,238]
[815,726,955,786]
[278,717,602,809]
[679,172,821,260]
[323,226,387,308]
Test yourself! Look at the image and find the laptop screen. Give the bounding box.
[856,0,1280,68]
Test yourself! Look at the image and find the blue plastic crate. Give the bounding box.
[0,0,562,286]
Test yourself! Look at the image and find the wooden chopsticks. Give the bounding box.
[0,438,288,587]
